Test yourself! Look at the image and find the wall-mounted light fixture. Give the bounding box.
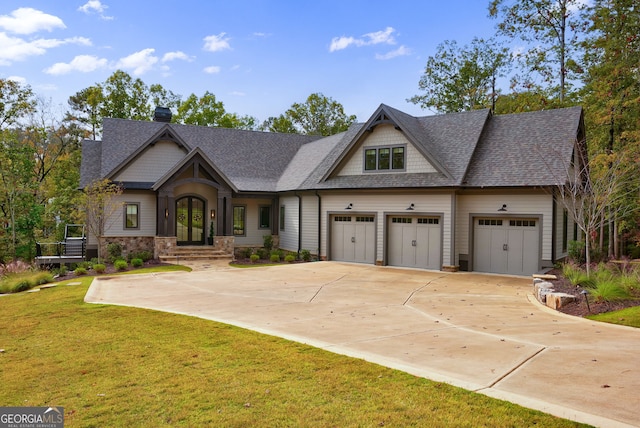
[498,204,507,212]
[345,203,353,210]
[406,203,415,211]
[210,209,216,219]
[165,208,169,218]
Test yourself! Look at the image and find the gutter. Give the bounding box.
[295,193,302,256]
[316,191,321,258]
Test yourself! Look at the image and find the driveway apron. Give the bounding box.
[85,262,640,428]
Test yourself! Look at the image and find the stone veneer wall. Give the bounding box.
[214,236,235,256]
[102,236,155,259]
[154,236,177,258]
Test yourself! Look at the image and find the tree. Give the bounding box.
[489,0,585,103]
[409,38,511,113]
[173,91,257,130]
[100,70,153,121]
[0,78,36,129]
[551,146,639,273]
[262,93,356,136]
[81,179,123,261]
[66,85,104,139]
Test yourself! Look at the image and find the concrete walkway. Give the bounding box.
[85,261,640,427]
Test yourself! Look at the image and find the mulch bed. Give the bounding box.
[546,268,640,317]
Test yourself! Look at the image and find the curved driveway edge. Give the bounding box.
[85,262,640,428]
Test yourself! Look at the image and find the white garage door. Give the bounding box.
[474,218,539,275]
[331,215,376,263]
[388,216,441,270]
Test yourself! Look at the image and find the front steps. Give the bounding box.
[159,245,233,264]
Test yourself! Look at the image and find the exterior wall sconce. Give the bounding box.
[210,209,216,219]
[345,203,353,210]
[165,208,169,218]
[406,203,415,210]
[498,204,507,212]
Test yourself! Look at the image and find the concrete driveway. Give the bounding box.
[85,261,640,427]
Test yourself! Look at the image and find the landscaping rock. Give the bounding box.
[546,292,576,310]
[534,281,555,303]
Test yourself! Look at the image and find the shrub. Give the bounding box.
[128,251,153,262]
[131,258,144,267]
[589,280,631,302]
[285,254,296,263]
[256,248,269,260]
[236,247,253,259]
[567,240,585,264]
[263,234,274,251]
[107,242,123,262]
[114,259,128,271]
[250,254,260,263]
[12,279,32,293]
[270,254,280,263]
[94,263,106,274]
[0,271,53,294]
[562,263,594,288]
[0,260,33,275]
[74,267,87,276]
[53,265,67,277]
[300,249,311,262]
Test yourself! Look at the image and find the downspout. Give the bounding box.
[551,187,557,265]
[295,193,302,256]
[316,191,321,259]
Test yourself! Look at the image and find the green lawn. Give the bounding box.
[587,305,640,328]
[0,276,588,427]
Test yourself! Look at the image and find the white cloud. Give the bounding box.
[375,45,411,60]
[6,75,26,84]
[162,51,193,62]
[0,33,91,65]
[116,48,158,75]
[230,91,245,96]
[329,26,396,52]
[0,8,65,35]
[44,54,108,75]
[203,66,221,74]
[203,33,231,52]
[78,1,114,20]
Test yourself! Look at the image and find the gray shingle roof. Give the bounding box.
[79,104,583,193]
[463,106,583,187]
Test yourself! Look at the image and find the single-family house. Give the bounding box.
[79,103,586,276]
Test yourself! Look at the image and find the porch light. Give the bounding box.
[406,203,415,210]
[210,209,216,219]
[165,208,169,218]
[345,203,353,210]
[498,204,507,212]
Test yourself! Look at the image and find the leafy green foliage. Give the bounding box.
[131,258,143,267]
[0,271,53,293]
[300,249,312,262]
[250,254,260,263]
[409,38,510,113]
[589,280,630,302]
[261,93,356,136]
[114,259,128,271]
[285,254,296,263]
[93,263,106,274]
[262,234,274,251]
[74,267,87,276]
[270,253,281,263]
[174,91,257,129]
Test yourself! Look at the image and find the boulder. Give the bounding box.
[546,292,576,310]
[534,281,555,302]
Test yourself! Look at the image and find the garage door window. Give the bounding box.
[509,220,536,227]
[478,219,503,226]
[334,216,352,222]
[356,216,374,222]
[392,217,412,223]
[417,218,439,224]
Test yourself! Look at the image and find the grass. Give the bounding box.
[0,270,54,293]
[0,275,587,427]
[587,306,640,328]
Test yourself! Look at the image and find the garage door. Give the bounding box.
[388,216,441,270]
[331,215,376,263]
[474,218,539,275]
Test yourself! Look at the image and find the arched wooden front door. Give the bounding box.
[176,196,205,245]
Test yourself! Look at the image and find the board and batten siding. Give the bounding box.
[232,198,274,247]
[101,191,157,240]
[455,193,553,265]
[320,192,453,266]
[337,125,437,176]
[300,194,319,254]
[113,140,186,182]
[278,195,299,252]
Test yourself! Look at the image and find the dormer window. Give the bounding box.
[364,146,405,172]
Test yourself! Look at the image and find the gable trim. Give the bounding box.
[105,124,191,180]
[321,104,453,182]
[152,147,238,193]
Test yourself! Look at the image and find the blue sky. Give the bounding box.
[0,1,499,122]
